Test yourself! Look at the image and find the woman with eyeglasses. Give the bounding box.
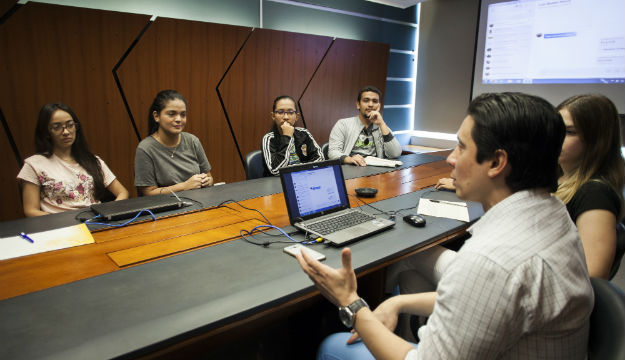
[17,103,128,217]
[134,90,213,196]
[261,95,324,175]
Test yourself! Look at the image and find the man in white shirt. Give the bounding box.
[297,92,593,359]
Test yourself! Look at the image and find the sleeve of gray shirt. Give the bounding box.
[382,132,402,159]
[134,140,158,187]
[328,118,353,163]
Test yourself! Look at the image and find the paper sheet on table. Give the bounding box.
[0,224,95,261]
[365,156,403,167]
[417,198,470,222]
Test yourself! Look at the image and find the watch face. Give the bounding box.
[339,307,354,328]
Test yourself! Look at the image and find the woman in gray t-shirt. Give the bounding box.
[134,90,213,196]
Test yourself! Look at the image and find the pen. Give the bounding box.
[428,199,467,207]
[19,232,35,243]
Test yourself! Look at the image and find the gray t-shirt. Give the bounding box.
[134,132,211,187]
[350,128,376,157]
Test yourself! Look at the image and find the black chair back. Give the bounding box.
[610,222,625,280]
[588,277,625,360]
[244,150,265,180]
[321,142,329,160]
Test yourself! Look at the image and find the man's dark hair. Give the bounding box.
[468,92,564,192]
[357,86,381,102]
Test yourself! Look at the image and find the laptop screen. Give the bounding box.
[280,160,349,222]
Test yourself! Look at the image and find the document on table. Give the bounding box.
[0,224,95,261]
[365,156,403,167]
[417,198,470,222]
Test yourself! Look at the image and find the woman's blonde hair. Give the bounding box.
[554,94,624,216]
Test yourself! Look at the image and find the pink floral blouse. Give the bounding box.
[17,154,116,213]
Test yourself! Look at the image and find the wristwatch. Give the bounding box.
[338,298,369,328]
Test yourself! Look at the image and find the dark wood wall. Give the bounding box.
[0,2,389,221]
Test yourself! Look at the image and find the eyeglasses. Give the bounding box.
[49,120,77,133]
[274,110,297,116]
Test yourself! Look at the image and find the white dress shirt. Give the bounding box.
[406,189,593,359]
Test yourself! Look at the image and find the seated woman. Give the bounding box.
[555,94,624,278]
[17,103,128,217]
[261,95,323,175]
[135,90,213,195]
[435,94,624,279]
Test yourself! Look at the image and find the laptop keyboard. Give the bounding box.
[306,212,375,235]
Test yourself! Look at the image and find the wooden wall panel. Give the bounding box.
[0,0,17,17]
[0,3,150,221]
[0,3,390,221]
[0,131,21,220]
[116,18,251,184]
[219,29,333,160]
[300,39,390,145]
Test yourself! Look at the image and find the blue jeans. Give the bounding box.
[317,332,418,360]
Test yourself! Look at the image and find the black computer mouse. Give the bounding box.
[403,214,426,227]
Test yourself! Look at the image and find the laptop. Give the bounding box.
[90,194,184,221]
[279,159,395,245]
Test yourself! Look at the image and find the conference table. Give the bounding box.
[0,153,483,359]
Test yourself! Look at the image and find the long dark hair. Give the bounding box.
[147,90,188,136]
[35,103,106,200]
[555,94,624,212]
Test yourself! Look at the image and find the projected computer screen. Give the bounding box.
[482,0,624,84]
[472,0,625,112]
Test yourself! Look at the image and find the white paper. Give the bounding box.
[365,156,403,168]
[417,198,470,222]
[0,224,95,261]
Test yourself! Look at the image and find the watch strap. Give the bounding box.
[347,298,368,314]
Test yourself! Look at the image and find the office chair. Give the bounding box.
[321,142,329,160]
[609,222,625,280]
[244,150,266,180]
[588,277,625,360]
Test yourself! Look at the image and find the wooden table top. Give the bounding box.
[0,157,452,301]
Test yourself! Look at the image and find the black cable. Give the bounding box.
[349,188,438,219]
[239,226,323,247]
[75,209,96,222]
[216,199,272,225]
[239,229,296,247]
[174,195,204,208]
[215,199,314,246]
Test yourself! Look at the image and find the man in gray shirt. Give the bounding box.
[328,86,401,166]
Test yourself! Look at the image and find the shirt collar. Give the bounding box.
[468,189,550,235]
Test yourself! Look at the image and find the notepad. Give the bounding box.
[365,156,403,167]
[0,224,95,261]
[417,198,470,222]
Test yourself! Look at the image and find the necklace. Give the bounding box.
[154,133,181,158]
[54,153,77,164]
